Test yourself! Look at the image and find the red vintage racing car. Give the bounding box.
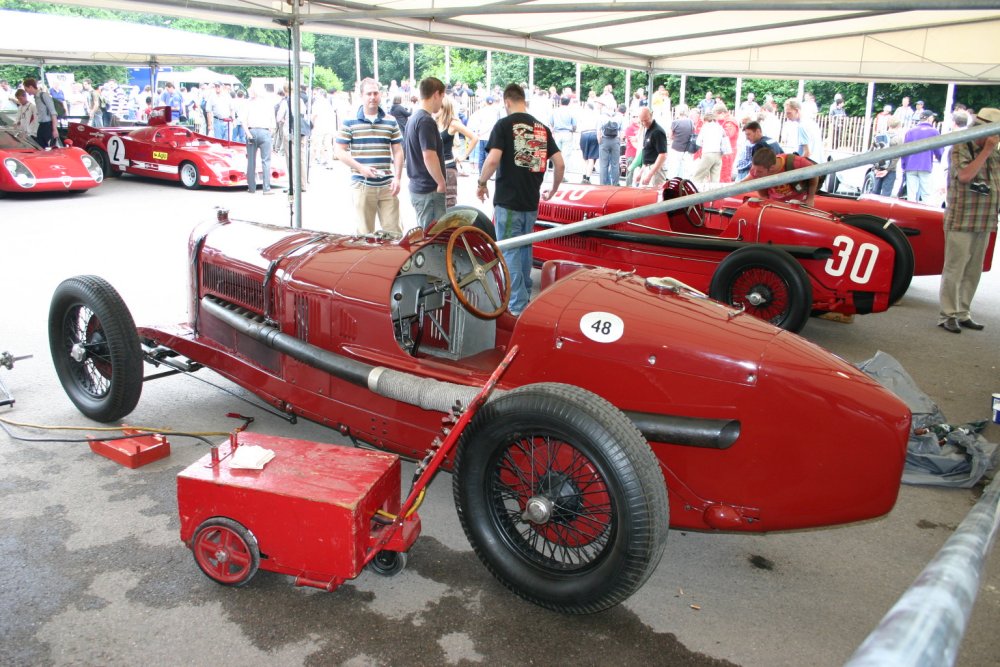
[0,125,103,196]
[65,107,284,190]
[533,179,969,332]
[48,211,910,613]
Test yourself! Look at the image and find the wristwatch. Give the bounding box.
[477,180,487,188]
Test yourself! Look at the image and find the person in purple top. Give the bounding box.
[900,110,943,203]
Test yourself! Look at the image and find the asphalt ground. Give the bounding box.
[1,160,998,667]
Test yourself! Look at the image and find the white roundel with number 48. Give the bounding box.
[580,312,625,343]
[824,234,880,284]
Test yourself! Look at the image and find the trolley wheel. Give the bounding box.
[48,275,143,422]
[368,550,408,577]
[191,518,260,587]
[709,245,812,333]
[453,383,669,614]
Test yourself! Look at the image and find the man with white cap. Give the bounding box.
[937,108,1000,333]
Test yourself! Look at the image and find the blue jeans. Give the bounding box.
[598,138,621,185]
[494,206,536,316]
[246,128,272,192]
[873,170,896,197]
[232,124,246,144]
[411,191,446,230]
[213,118,230,141]
[477,139,489,173]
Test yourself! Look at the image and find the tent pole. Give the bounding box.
[409,44,414,85]
[291,7,303,229]
[863,81,875,148]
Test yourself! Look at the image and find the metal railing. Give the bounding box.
[845,473,1000,667]
[498,120,1000,251]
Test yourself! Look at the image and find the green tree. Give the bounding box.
[491,52,529,88]
[312,65,343,92]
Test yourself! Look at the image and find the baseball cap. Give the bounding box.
[918,109,936,120]
[486,96,495,103]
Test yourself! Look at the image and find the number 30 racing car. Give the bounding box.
[65,107,284,190]
[534,179,992,332]
[49,211,910,614]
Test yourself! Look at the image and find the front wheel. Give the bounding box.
[453,383,668,614]
[48,275,143,422]
[179,161,200,189]
[709,246,812,333]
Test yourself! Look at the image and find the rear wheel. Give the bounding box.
[48,275,143,422]
[453,383,668,614]
[445,204,496,240]
[709,246,812,333]
[179,161,200,189]
[840,214,914,305]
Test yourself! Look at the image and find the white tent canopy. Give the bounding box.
[0,9,314,67]
[155,68,241,86]
[46,0,1000,83]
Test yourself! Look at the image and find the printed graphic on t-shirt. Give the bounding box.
[512,121,548,172]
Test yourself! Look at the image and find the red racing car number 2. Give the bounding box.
[824,234,880,284]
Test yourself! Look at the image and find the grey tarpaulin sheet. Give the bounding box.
[858,351,999,488]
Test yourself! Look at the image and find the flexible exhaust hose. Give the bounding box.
[199,296,739,447]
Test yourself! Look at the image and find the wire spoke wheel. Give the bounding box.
[709,246,812,333]
[454,383,668,614]
[49,276,143,422]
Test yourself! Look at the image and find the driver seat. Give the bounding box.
[661,178,707,234]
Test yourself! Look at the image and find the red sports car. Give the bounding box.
[65,107,284,190]
[533,179,987,332]
[0,126,103,195]
[48,211,910,613]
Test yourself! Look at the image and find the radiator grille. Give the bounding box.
[539,204,587,224]
[294,294,309,341]
[201,265,264,313]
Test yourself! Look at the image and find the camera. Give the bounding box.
[970,181,990,195]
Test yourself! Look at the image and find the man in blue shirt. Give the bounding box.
[901,110,943,203]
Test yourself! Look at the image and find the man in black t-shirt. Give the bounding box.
[637,107,668,188]
[477,83,564,316]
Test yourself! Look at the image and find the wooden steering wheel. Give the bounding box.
[445,226,511,319]
[680,179,705,227]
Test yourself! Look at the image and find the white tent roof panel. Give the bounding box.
[36,1,1000,83]
[0,9,313,67]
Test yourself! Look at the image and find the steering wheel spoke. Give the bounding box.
[445,226,512,320]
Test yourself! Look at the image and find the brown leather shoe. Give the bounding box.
[939,318,961,333]
[959,318,985,330]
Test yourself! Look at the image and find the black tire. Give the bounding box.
[191,517,260,587]
[453,383,668,614]
[861,170,877,195]
[48,275,143,422]
[709,246,812,333]
[446,204,496,240]
[368,550,408,576]
[179,161,200,190]
[86,146,111,178]
[840,214,915,305]
[823,157,840,194]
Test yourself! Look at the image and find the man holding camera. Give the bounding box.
[937,107,1000,333]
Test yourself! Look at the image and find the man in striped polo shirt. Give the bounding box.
[334,78,404,234]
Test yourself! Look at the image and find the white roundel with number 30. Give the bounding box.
[580,312,625,343]
[824,234,880,284]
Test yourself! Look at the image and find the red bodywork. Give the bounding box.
[0,128,103,194]
[65,107,284,189]
[535,181,900,318]
[809,193,996,275]
[138,216,911,533]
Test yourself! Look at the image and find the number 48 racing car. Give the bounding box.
[48,210,910,614]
